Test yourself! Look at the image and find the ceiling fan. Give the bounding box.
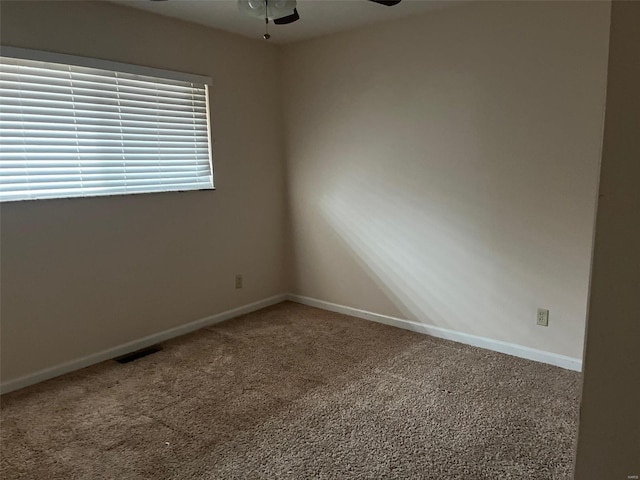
[150,0,403,40]
[238,0,402,39]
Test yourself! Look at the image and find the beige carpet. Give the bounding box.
[1,301,581,479]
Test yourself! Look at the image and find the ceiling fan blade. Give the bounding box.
[368,0,402,5]
[273,8,300,25]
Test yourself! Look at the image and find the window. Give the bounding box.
[0,47,214,202]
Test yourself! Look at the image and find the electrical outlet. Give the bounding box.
[235,274,243,289]
[537,308,549,327]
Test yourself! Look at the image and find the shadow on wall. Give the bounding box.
[316,162,583,356]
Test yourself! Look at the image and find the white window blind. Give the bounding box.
[0,48,214,202]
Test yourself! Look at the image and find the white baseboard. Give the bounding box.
[0,294,287,395]
[1,291,582,395]
[286,294,583,372]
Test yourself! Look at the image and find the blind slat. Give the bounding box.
[1,105,209,121]
[0,113,208,128]
[2,168,211,177]
[1,159,211,167]
[0,129,210,139]
[1,146,210,153]
[1,121,209,134]
[1,94,207,112]
[1,138,210,147]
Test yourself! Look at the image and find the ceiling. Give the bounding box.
[113,0,462,44]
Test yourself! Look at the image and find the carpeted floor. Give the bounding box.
[1,301,582,479]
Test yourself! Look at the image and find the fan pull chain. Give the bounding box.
[264,0,271,39]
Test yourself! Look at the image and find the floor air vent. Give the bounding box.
[114,346,162,364]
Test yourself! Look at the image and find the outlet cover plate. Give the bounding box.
[537,308,549,327]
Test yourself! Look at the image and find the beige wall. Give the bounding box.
[0,1,287,382]
[282,1,611,360]
[574,1,640,477]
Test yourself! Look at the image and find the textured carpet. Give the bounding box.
[1,301,581,479]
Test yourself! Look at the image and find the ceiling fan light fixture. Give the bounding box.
[238,0,297,21]
[239,0,265,17]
